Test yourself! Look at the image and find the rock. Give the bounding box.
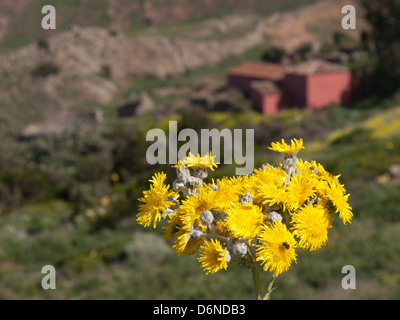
[388,164,400,180]
[318,51,349,64]
[117,92,155,117]
[74,77,118,105]
[211,89,237,112]
[21,123,60,140]
[20,108,103,140]
[68,109,104,125]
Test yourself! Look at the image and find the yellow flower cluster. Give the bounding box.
[137,138,352,279]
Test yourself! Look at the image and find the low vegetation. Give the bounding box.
[0,92,399,299]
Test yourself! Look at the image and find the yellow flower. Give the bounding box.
[171,160,186,168]
[89,249,98,258]
[284,171,318,211]
[111,172,120,182]
[198,239,228,275]
[137,172,178,228]
[321,179,353,225]
[226,203,264,241]
[171,207,205,255]
[248,165,287,207]
[256,220,297,277]
[268,138,304,155]
[99,196,110,206]
[183,187,216,217]
[173,228,205,256]
[215,217,231,238]
[163,213,181,239]
[211,177,243,213]
[182,152,219,171]
[291,205,332,251]
[85,209,96,219]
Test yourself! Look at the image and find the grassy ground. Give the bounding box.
[1,95,400,299]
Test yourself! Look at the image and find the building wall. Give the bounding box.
[249,88,281,115]
[262,94,281,115]
[283,74,307,107]
[306,72,351,109]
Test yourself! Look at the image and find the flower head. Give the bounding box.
[284,170,318,211]
[182,152,219,171]
[321,178,353,225]
[268,138,304,156]
[173,227,205,256]
[137,172,178,228]
[247,164,287,207]
[211,177,244,213]
[198,239,228,274]
[226,203,264,241]
[291,205,332,251]
[256,220,297,276]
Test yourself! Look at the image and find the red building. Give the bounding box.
[228,62,285,95]
[228,59,352,115]
[249,81,282,115]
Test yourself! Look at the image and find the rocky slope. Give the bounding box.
[0,0,369,131]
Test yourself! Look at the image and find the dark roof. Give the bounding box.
[285,59,348,76]
[228,61,285,81]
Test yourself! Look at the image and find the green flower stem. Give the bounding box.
[264,275,276,300]
[251,266,263,300]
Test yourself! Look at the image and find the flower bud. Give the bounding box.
[172,179,185,192]
[187,176,203,188]
[176,165,190,182]
[200,210,214,226]
[190,226,204,240]
[267,211,282,223]
[228,238,248,258]
[232,241,247,257]
[167,196,180,210]
[284,154,298,167]
[192,167,208,180]
[224,249,231,263]
[210,184,219,191]
[239,191,252,204]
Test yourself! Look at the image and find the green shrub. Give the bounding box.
[31,62,60,78]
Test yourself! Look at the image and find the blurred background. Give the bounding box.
[0,0,399,299]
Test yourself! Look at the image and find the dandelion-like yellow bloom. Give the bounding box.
[198,239,228,275]
[268,138,304,155]
[99,196,110,206]
[226,203,264,240]
[163,213,181,239]
[256,220,297,277]
[182,152,219,171]
[171,207,205,255]
[137,172,178,228]
[170,189,215,255]
[321,179,353,225]
[248,165,287,207]
[284,171,318,211]
[173,228,205,256]
[184,187,216,217]
[291,205,331,251]
[215,217,231,238]
[211,177,243,213]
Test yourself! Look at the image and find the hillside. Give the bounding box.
[0,0,321,50]
[0,0,368,132]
